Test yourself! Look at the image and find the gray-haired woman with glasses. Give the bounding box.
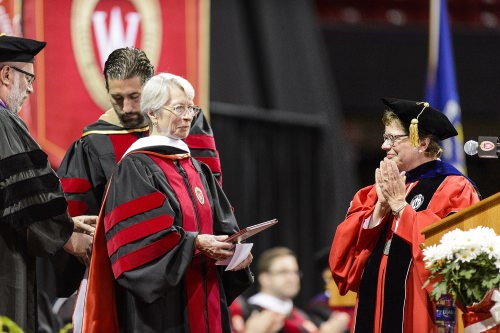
[79,73,253,333]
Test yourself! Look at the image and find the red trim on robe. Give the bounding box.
[283,308,315,333]
[185,134,216,150]
[60,178,91,193]
[82,214,119,333]
[111,232,181,279]
[109,134,140,163]
[67,199,88,216]
[206,265,223,332]
[185,256,208,333]
[106,214,174,256]
[148,156,198,232]
[193,156,221,174]
[179,158,213,235]
[104,192,166,231]
[147,154,222,332]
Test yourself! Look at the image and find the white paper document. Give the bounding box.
[215,243,253,271]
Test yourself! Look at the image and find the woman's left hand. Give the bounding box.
[195,234,235,261]
[378,158,406,211]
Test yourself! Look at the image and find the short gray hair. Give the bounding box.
[140,73,195,120]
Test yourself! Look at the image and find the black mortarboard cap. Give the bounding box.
[382,97,458,146]
[0,34,46,63]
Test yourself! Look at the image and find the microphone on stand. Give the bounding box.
[463,140,478,156]
[464,136,500,158]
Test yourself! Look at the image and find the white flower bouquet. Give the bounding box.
[423,226,500,306]
[423,226,500,332]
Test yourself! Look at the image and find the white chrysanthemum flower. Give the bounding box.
[481,235,499,259]
[455,246,480,263]
[495,258,500,270]
[440,228,464,245]
[492,242,500,265]
[424,226,500,307]
[423,244,441,267]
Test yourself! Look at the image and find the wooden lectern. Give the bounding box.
[421,192,500,247]
[421,192,500,333]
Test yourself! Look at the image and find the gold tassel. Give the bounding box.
[410,102,429,147]
[409,119,419,147]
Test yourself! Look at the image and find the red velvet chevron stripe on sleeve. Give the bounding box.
[67,200,89,217]
[192,156,221,174]
[111,232,182,278]
[60,178,92,216]
[60,178,91,193]
[106,214,174,256]
[184,134,216,150]
[104,191,166,231]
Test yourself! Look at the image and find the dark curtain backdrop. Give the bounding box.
[209,0,357,306]
[320,23,500,198]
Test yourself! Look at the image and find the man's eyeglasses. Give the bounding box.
[162,105,201,117]
[267,269,303,278]
[10,66,36,85]
[383,134,408,146]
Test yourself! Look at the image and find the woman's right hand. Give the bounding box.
[375,165,388,205]
[195,234,235,261]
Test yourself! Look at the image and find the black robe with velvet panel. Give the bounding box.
[54,110,222,296]
[0,105,73,332]
[81,140,252,333]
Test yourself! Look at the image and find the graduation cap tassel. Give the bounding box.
[410,102,429,147]
[409,119,419,147]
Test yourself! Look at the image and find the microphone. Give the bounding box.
[464,140,478,156]
[464,136,500,158]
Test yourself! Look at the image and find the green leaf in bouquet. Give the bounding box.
[458,268,475,279]
[422,227,500,307]
[430,281,448,301]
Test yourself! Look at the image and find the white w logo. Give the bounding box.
[92,6,141,68]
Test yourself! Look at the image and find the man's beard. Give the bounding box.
[116,111,145,128]
[6,78,25,114]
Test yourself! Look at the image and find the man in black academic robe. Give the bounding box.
[0,35,94,332]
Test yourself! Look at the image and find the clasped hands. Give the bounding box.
[375,158,407,216]
[63,215,98,267]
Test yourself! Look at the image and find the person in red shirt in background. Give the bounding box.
[230,247,349,333]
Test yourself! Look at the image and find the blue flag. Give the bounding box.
[425,0,466,173]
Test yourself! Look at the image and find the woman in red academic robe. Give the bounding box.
[329,98,480,333]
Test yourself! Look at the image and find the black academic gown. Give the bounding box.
[80,138,252,333]
[55,109,222,296]
[0,106,73,332]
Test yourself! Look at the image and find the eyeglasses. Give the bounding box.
[162,104,201,117]
[383,134,408,146]
[267,270,303,278]
[10,66,36,85]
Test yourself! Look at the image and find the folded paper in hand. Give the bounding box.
[216,243,253,270]
[215,219,278,270]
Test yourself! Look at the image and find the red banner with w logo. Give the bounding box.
[20,0,209,166]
